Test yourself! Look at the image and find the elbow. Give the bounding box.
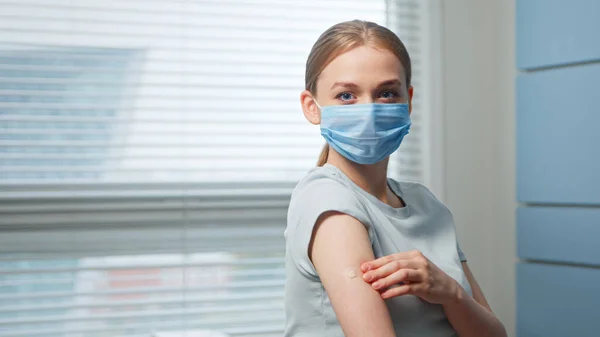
[500,325,508,337]
[494,319,508,337]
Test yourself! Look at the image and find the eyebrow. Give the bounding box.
[378,79,402,88]
[330,81,359,90]
[330,79,402,90]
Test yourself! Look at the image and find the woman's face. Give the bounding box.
[301,45,413,124]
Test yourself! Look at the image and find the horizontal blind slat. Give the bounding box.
[0,288,284,303]
[0,267,285,289]
[0,313,285,337]
[0,254,284,271]
[0,302,285,325]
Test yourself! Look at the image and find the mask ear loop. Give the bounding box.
[313,99,322,110]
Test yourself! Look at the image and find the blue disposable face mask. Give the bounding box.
[316,101,411,165]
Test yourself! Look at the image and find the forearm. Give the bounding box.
[444,286,507,337]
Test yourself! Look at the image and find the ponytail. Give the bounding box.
[316,143,329,167]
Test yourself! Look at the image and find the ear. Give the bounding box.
[407,85,414,115]
[300,90,321,125]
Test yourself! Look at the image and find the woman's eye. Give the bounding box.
[380,90,398,100]
[336,92,355,102]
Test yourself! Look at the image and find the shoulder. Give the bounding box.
[291,165,349,197]
[286,166,372,276]
[288,165,365,218]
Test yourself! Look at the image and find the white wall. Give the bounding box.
[440,0,517,336]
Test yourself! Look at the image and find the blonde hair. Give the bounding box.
[305,20,412,166]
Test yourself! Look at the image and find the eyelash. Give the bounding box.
[380,89,399,99]
[335,92,355,101]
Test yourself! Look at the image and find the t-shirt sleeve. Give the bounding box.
[457,241,467,262]
[286,178,372,277]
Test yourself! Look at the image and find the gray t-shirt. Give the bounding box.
[284,164,471,337]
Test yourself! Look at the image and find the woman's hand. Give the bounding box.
[361,250,462,305]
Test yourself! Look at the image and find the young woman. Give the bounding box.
[284,20,507,337]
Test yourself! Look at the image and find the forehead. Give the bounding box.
[318,45,406,89]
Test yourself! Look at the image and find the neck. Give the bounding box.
[326,150,397,206]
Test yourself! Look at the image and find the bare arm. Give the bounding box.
[443,262,507,337]
[310,211,396,337]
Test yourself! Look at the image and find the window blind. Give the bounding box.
[0,1,428,336]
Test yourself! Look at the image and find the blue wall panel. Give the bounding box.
[517,207,600,266]
[517,0,600,69]
[516,1,600,336]
[517,64,600,205]
[517,263,600,337]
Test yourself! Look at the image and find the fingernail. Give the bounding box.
[363,273,372,282]
[373,281,382,289]
[361,264,370,272]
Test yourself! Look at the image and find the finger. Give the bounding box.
[363,259,420,283]
[381,284,412,299]
[372,269,423,290]
[361,250,421,272]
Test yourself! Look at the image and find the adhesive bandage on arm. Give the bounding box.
[344,267,359,280]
